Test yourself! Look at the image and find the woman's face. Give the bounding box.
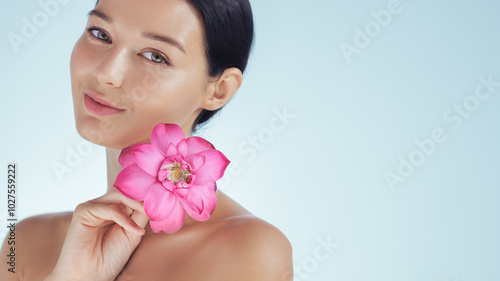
[71,0,209,149]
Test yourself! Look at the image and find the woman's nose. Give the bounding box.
[94,47,128,88]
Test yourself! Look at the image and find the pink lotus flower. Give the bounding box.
[113,123,230,233]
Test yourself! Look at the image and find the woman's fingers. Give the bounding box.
[89,190,146,215]
[76,202,145,236]
[130,209,149,229]
[72,191,150,237]
[102,191,150,230]
[49,192,150,281]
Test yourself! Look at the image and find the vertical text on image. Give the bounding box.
[6,163,18,273]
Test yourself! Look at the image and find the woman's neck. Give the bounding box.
[106,147,123,194]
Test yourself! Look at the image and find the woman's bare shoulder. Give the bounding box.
[17,211,73,231]
[15,211,73,245]
[211,214,292,248]
[0,212,73,280]
[136,192,294,280]
[193,191,294,280]
[193,215,294,280]
[4,211,73,255]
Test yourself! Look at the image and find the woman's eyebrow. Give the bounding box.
[88,9,112,23]
[87,9,186,54]
[141,32,186,54]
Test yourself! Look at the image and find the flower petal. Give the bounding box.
[192,150,230,184]
[194,182,218,216]
[150,200,186,233]
[185,136,215,157]
[165,143,177,157]
[175,188,189,198]
[118,143,142,168]
[144,183,177,221]
[131,144,165,177]
[113,164,156,201]
[185,154,206,172]
[177,187,211,221]
[176,139,188,157]
[162,179,175,192]
[151,123,185,154]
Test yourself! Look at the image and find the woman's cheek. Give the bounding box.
[71,40,99,79]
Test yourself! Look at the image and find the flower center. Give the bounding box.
[162,161,192,185]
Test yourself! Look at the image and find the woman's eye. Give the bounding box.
[87,28,111,43]
[142,51,170,65]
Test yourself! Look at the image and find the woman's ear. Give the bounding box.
[202,67,243,111]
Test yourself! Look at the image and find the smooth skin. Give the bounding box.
[0,0,293,280]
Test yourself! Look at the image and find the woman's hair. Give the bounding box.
[94,0,255,133]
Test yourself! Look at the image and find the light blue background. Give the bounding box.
[1,0,499,280]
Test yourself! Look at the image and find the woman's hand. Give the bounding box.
[45,191,149,281]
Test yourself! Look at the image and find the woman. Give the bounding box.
[0,0,293,280]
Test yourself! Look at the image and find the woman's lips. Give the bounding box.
[84,93,125,116]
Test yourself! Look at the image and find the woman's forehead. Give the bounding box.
[92,0,204,51]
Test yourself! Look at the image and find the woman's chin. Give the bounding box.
[74,120,112,148]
